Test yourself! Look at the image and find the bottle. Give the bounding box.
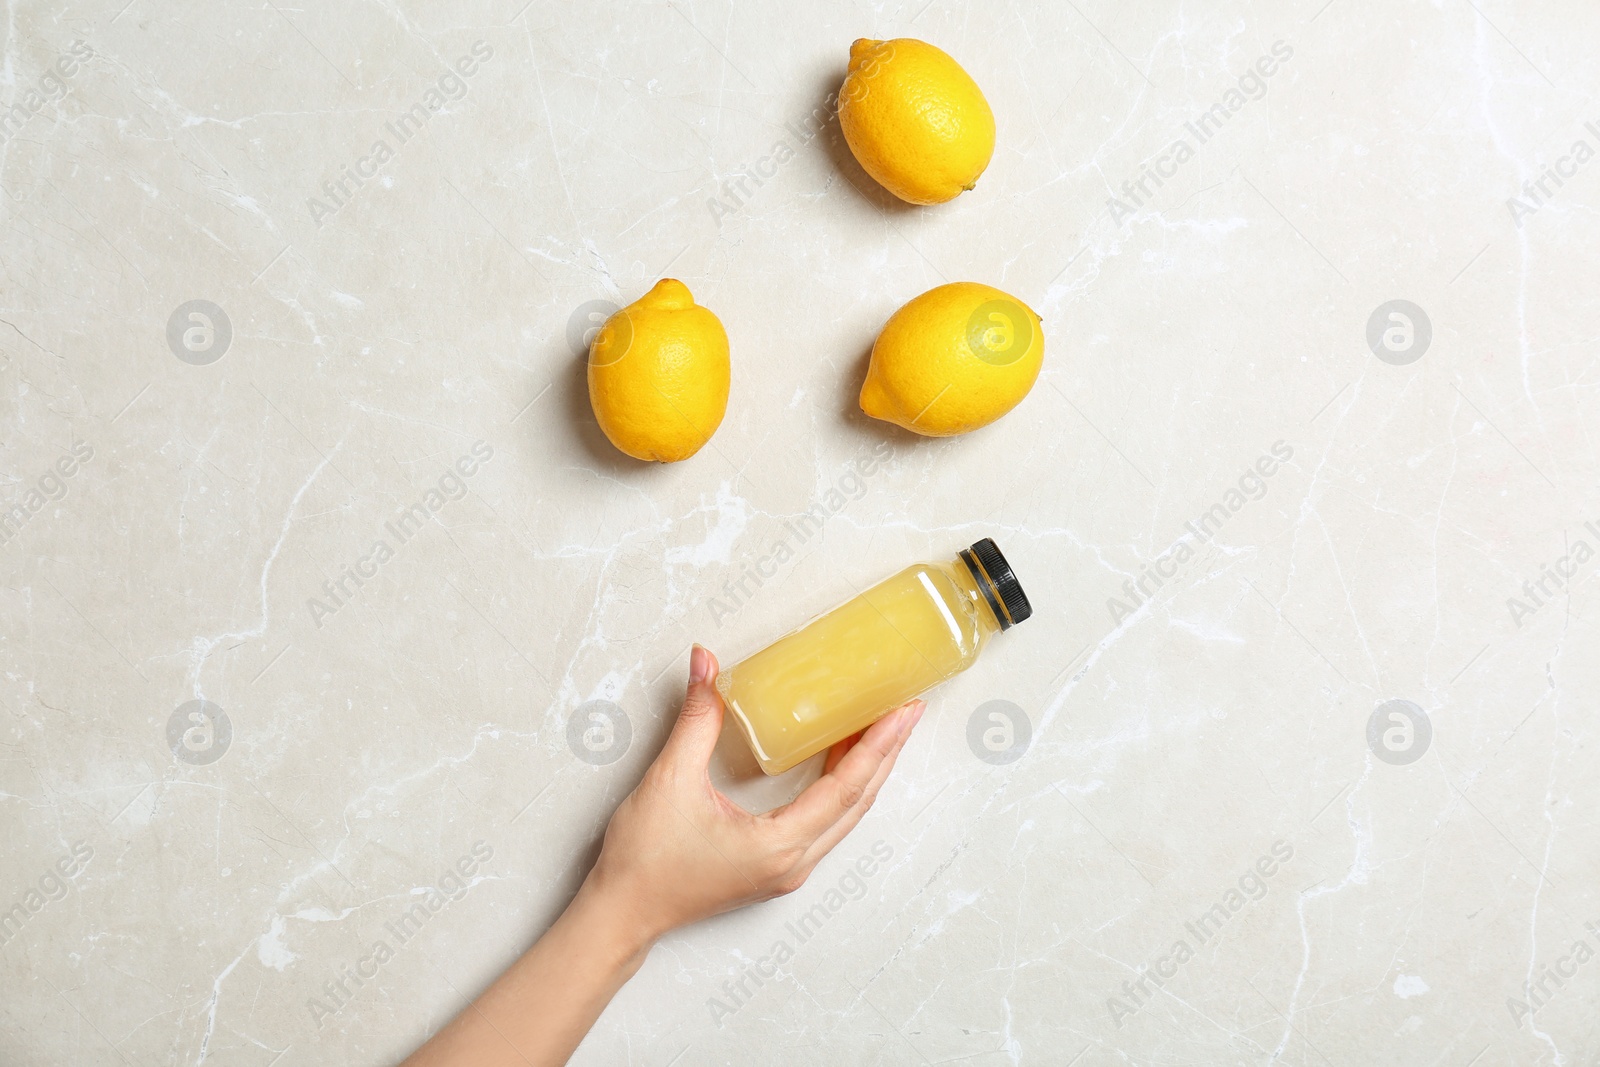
[716,538,1032,774]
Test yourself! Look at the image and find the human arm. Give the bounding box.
[401,644,924,1066]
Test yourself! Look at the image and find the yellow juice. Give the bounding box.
[716,539,1031,774]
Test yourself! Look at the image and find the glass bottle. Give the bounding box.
[716,538,1032,774]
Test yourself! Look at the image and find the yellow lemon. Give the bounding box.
[588,279,730,462]
[837,38,996,205]
[859,282,1043,437]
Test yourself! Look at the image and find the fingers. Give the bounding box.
[823,730,866,775]
[775,700,924,843]
[660,645,725,770]
[797,702,922,867]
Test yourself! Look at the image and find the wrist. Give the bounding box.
[566,871,663,970]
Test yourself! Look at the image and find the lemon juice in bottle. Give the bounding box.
[716,538,1032,774]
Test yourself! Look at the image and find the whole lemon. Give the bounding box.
[588,279,730,462]
[837,38,996,205]
[860,282,1043,437]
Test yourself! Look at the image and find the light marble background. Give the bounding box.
[2,0,1597,1063]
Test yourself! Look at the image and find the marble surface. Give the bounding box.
[3,0,1599,1063]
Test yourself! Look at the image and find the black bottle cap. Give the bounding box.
[960,538,1033,630]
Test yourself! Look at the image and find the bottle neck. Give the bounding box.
[951,553,1007,637]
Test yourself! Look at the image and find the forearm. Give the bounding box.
[403,879,654,1067]
[400,649,918,1066]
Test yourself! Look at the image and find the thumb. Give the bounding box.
[663,644,724,766]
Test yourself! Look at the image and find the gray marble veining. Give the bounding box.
[2,1,1597,1063]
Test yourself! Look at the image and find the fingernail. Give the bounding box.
[689,644,709,685]
[898,701,922,737]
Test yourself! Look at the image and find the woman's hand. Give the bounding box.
[402,644,922,1067]
[582,644,924,946]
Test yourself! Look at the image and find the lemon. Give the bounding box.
[859,282,1043,437]
[588,279,730,463]
[837,38,996,205]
